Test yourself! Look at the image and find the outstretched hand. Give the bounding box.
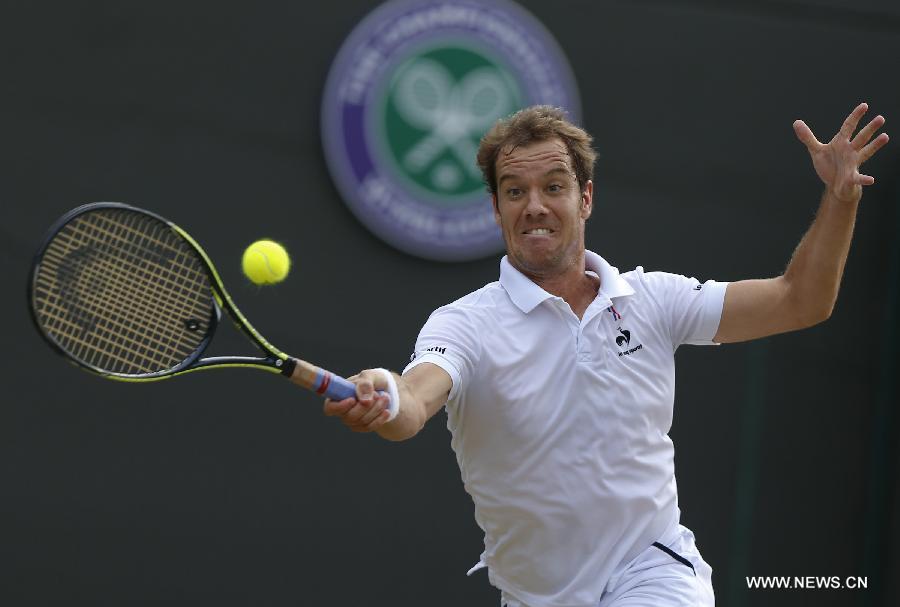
[793,102,889,204]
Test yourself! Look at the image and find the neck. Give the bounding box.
[523,251,599,319]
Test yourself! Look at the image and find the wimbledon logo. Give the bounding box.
[321,0,581,261]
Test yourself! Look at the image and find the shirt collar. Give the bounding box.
[585,249,635,301]
[499,249,635,314]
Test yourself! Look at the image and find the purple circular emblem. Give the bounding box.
[322,0,581,261]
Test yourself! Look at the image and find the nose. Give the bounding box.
[524,189,548,217]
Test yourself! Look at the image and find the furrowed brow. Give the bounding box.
[543,167,571,180]
[498,166,571,187]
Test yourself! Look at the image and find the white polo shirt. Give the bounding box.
[403,250,728,607]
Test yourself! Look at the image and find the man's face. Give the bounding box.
[493,138,593,279]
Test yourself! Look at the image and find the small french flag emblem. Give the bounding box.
[609,305,622,321]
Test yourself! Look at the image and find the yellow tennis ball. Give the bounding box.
[241,239,291,285]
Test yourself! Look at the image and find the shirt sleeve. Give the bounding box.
[402,304,481,402]
[641,270,729,347]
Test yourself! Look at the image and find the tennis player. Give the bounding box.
[316,103,888,606]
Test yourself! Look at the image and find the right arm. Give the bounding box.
[319,302,477,440]
[322,362,452,441]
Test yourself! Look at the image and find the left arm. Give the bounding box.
[715,102,889,344]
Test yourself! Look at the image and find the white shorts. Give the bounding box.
[598,523,715,606]
[500,524,714,607]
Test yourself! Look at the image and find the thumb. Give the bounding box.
[355,370,379,403]
[793,119,821,151]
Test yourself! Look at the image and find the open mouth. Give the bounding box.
[523,228,554,235]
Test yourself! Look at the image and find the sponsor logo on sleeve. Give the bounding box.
[412,345,450,361]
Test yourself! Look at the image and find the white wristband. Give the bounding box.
[373,368,401,422]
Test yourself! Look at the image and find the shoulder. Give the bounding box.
[620,265,661,299]
[410,282,505,374]
[620,266,702,295]
[427,281,509,321]
[617,266,706,320]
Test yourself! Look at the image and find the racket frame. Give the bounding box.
[28,202,297,382]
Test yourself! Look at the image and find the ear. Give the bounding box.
[580,181,593,220]
[492,194,501,226]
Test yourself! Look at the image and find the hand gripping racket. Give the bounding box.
[28,202,397,413]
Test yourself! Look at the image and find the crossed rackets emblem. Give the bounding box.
[392,58,515,187]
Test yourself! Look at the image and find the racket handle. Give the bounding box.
[282,358,398,420]
[311,371,392,403]
[324,375,394,412]
[280,357,376,399]
[321,374,357,401]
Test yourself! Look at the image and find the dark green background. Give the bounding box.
[1,1,897,605]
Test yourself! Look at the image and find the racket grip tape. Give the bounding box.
[319,374,357,401]
[281,358,399,420]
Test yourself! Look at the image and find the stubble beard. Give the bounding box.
[508,233,582,281]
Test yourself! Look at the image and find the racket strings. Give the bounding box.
[33,208,215,374]
[37,211,209,372]
[70,214,211,325]
[41,239,194,369]
[42,232,195,346]
[35,215,189,372]
[76,211,213,369]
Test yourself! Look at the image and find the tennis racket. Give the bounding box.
[27,202,371,403]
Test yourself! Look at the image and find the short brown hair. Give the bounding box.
[476,105,596,196]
